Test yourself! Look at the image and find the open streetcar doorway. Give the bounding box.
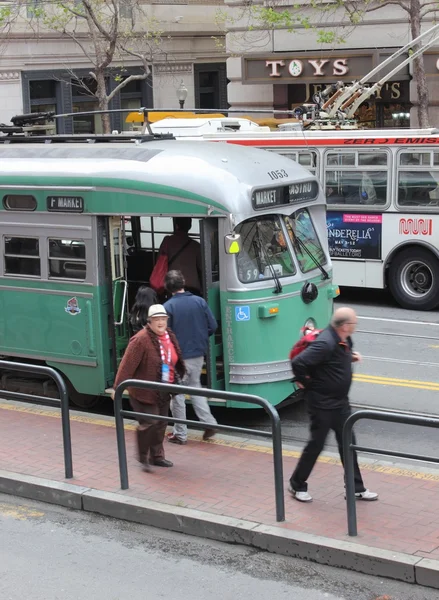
[105,214,223,392]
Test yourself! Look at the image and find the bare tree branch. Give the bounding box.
[107,73,148,102]
[60,28,96,64]
[82,0,113,40]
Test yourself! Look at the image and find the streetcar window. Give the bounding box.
[4,236,41,277]
[48,239,86,280]
[3,195,37,211]
[284,209,326,273]
[397,171,439,206]
[235,216,296,283]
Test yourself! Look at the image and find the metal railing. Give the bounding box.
[114,380,285,522]
[0,360,73,479]
[343,409,439,536]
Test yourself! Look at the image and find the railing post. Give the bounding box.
[113,379,285,519]
[114,386,129,489]
[52,370,73,479]
[0,360,73,479]
[343,413,358,536]
[269,406,285,522]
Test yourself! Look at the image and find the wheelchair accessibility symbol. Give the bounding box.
[235,306,250,322]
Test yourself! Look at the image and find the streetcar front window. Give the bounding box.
[284,209,326,273]
[235,215,296,283]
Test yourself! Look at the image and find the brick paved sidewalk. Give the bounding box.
[1,400,439,561]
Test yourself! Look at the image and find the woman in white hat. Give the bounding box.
[114,304,185,472]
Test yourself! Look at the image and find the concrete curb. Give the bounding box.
[0,470,438,589]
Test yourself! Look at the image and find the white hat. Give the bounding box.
[148,304,168,319]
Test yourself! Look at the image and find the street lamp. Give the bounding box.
[176,80,188,109]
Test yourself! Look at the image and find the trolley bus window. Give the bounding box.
[278,151,317,175]
[4,236,41,277]
[325,150,388,206]
[398,151,439,206]
[235,216,296,283]
[284,209,326,273]
[48,239,86,280]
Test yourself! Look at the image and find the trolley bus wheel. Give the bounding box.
[388,248,439,311]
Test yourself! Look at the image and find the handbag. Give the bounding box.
[150,237,193,293]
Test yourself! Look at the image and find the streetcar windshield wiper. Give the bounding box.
[256,222,283,294]
[290,228,329,280]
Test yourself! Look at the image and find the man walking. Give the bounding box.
[164,270,218,443]
[289,307,378,503]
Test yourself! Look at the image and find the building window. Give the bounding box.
[4,237,41,277]
[120,78,143,131]
[71,78,102,134]
[29,79,57,117]
[48,239,86,280]
[195,63,228,110]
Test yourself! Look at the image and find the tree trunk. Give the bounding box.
[410,0,430,128]
[96,71,111,134]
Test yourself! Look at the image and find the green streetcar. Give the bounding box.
[0,135,338,408]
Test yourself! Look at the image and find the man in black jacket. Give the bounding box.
[289,307,378,503]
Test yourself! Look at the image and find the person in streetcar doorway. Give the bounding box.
[113,304,185,472]
[289,307,378,503]
[164,270,218,444]
[158,217,202,296]
[129,286,158,334]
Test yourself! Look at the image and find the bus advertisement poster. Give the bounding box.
[326,212,382,259]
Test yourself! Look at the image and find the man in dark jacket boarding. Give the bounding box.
[289,307,378,503]
[164,270,218,444]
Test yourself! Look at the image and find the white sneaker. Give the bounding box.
[355,489,378,501]
[288,485,313,502]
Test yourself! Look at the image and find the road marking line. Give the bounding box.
[1,401,439,482]
[353,373,439,391]
[358,315,439,327]
[363,355,439,367]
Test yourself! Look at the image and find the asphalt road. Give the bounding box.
[0,494,436,600]
[219,287,439,464]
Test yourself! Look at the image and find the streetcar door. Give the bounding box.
[109,216,129,364]
[200,218,224,390]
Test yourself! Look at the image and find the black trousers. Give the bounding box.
[290,405,366,493]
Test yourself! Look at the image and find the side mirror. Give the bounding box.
[224,233,241,255]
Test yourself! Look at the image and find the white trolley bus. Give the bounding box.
[150,119,439,311]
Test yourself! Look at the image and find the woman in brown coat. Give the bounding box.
[114,304,185,472]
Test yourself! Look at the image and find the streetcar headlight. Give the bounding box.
[302,318,316,335]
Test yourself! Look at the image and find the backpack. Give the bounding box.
[289,327,322,361]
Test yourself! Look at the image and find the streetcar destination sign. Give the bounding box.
[47,196,84,213]
[252,181,318,210]
[289,180,319,204]
[252,187,284,209]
